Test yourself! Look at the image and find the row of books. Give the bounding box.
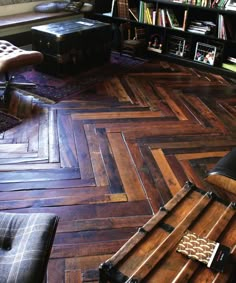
[211,0,231,8]
[218,14,235,40]
[104,0,235,41]
[105,0,236,20]
[138,1,156,24]
[172,0,235,9]
[139,2,187,30]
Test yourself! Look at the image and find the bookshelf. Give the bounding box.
[94,0,236,77]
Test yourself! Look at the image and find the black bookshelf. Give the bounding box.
[94,0,236,77]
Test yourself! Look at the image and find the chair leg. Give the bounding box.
[0,71,37,105]
[0,72,12,105]
[0,72,37,89]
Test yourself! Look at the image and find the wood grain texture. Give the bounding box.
[0,57,235,282]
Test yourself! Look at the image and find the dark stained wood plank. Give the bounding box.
[49,109,60,163]
[51,240,128,259]
[84,124,109,186]
[96,128,124,193]
[4,200,153,221]
[139,145,173,204]
[0,178,95,191]
[47,259,65,283]
[0,186,109,201]
[65,270,82,283]
[72,120,94,180]
[57,112,79,168]
[0,168,81,183]
[107,132,147,200]
[0,56,235,283]
[125,140,164,213]
[58,215,151,233]
[37,107,49,158]
[151,148,182,196]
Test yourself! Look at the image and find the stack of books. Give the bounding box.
[187,20,216,35]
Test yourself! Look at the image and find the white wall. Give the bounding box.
[0,1,55,16]
[0,0,78,37]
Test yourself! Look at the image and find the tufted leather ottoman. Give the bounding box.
[0,40,43,104]
[0,212,59,283]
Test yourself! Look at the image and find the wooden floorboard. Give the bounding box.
[0,57,235,282]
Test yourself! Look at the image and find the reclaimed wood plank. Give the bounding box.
[84,124,108,186]
[57,112,79,168]
[151,148,182,196]
[107,132,146,200]
[172,202,235,283]
[126,140,164,213]
[72,120,94,180]
[124,193,212,282]
[96,128,124,194]
[104,77,132,102]
[49,109,60,163]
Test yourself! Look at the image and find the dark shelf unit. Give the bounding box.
[94,0,236,77]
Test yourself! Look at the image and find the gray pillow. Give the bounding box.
[34,1,69,13]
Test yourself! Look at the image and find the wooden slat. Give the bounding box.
[151,148,181,196]
[84,124,108,186]
[172,202,235,283]
[37,107,49,158]
[96,128,124,193]
[125,140,164,213]
[72,120,94,180]
[155,87,188,120]
[65,270,82,283]
[107,132,146,200]
[128,192,212,282]
[49,109,60,163]
[108,184,191,266]
[105,77,132,102]
[57,112,79,168]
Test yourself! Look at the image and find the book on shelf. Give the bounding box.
[228,56,236,63]
[166,8,183,30]
[218,14,227,40]
[129,7,138,21]
[224,16,235,40]
[187,20,216,35]
[152,10,157,25]
[182,10,188,31]
[161,9,166,27]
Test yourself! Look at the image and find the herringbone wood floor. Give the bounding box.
[0,57,236,282]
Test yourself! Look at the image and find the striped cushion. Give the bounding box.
[0,212,59,283]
